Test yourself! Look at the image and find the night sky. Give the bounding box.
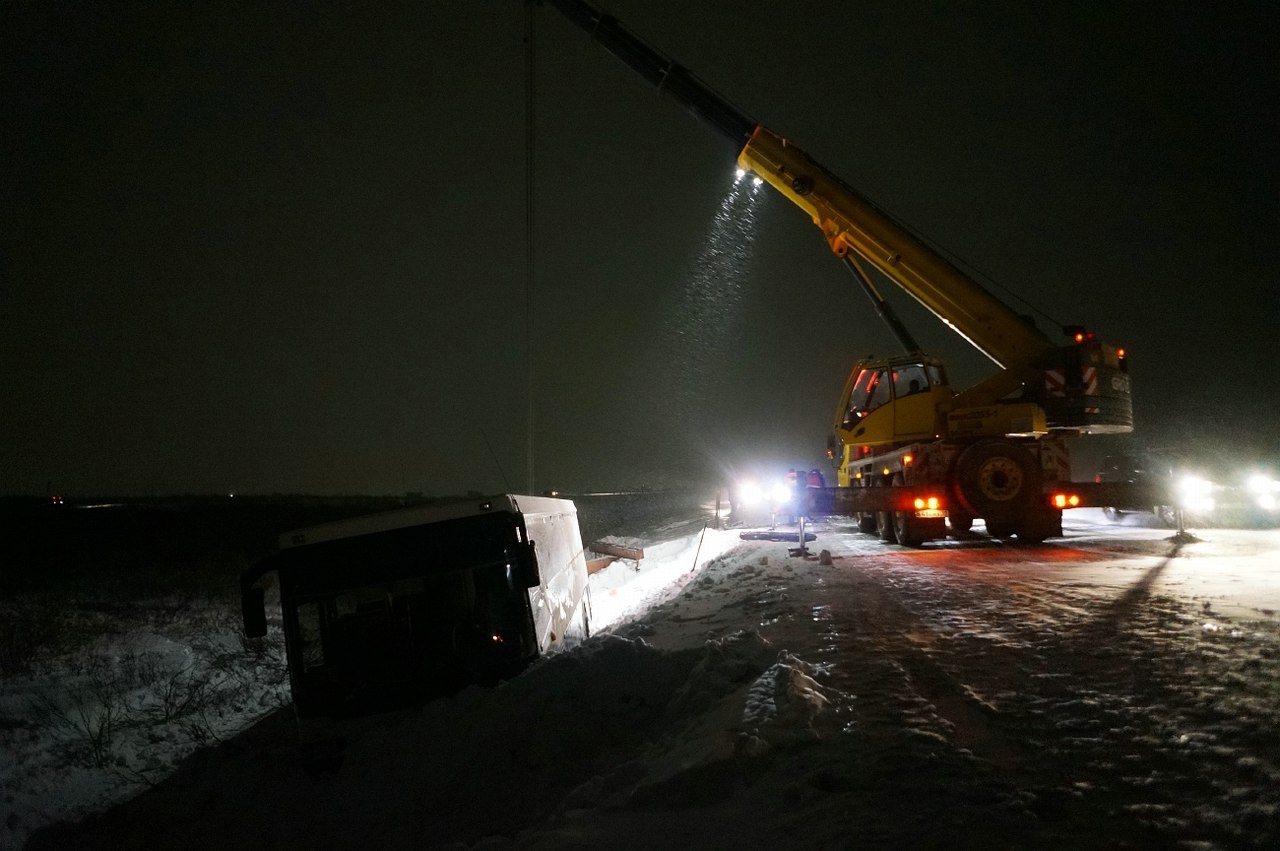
[4,1,1276,498]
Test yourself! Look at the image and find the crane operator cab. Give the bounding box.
[838,354,951,448]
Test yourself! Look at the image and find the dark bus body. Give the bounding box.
[242,495,591,722]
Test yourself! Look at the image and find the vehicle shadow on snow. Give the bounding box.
[1088,538,1185,633]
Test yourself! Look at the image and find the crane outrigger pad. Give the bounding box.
[739,530,817,543]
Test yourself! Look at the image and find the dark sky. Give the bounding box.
[4,1,1276,497]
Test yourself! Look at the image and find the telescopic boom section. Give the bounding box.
[542,0,755,151]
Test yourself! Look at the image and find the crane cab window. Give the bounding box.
[845,367,892,423]
[893,365,931,398]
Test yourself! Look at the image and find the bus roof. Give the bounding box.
[278,494,577,550]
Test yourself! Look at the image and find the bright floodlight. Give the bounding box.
[735,167,746,181]
[1248,474,1280,511]
[1177,474,1215,513]
[771,483,793,504]
[752,176,763,187]
[1247,473,1279,494]
[738,481,764,506]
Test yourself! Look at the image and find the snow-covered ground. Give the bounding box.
[8,508,1280,850]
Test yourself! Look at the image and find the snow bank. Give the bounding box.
[588,527,741,629]
[4,519,743,849]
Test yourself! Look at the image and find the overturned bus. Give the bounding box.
[241,494,592,721]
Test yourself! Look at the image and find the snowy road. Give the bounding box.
[23,508,1280,850]
[596,511,1280,848]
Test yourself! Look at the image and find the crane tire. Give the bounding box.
[948,510,974,535]
[954,441,1040,527]
[877,509,897,543]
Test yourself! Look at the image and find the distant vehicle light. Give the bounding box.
[752,176,763,187]
[1177,474,1216,513]
[1247,474,1279,495]
[735,167,746,180]
[1247,473,1280,512]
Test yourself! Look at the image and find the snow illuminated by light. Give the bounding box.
[660,173,763,426]
[5,508,1280,849]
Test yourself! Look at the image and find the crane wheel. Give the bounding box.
[873,479,896,542]
[893,508,927,547]
[948,510,974,535]
[954,441,1040,526]
[877,509,897,543]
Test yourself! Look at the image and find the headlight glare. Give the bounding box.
[1177,474,1215,513]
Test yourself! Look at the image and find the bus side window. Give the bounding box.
[297,602,325,670]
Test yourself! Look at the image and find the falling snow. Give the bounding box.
[661,176,764,425]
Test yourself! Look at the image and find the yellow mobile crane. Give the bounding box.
[543,0,1134,545]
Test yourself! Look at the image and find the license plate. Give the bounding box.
[914,509,947,518]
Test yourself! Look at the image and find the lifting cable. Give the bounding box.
[524,1,537,493]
